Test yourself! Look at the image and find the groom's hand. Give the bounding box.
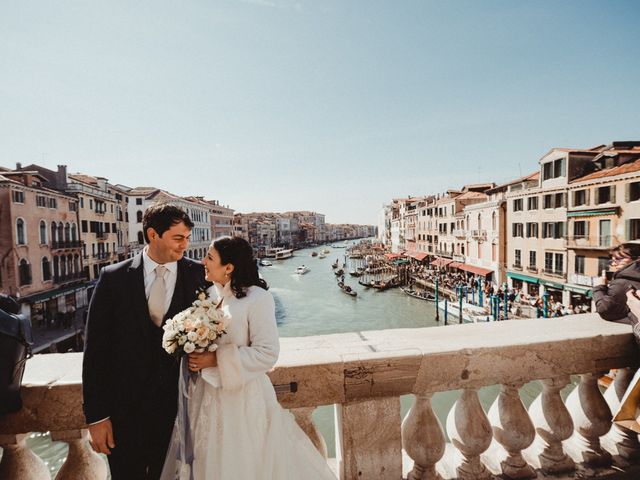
[88,418,115,454]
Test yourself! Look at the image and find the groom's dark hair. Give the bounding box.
[142,203,194,243]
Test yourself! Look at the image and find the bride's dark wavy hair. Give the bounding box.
[213,236,268,299]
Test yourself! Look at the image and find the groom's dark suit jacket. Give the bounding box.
[82,253,207,425]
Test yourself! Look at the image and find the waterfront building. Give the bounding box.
[0,168,85,321]
[208,200,234,240]
[66,174,119,281]
[109,183,131,261]
[505,147,604,304]
[565,145,640,305]
[233,214,249,242]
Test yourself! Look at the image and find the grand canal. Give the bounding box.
[26,243,574,477]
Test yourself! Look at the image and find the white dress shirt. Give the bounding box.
[143,247,178,314]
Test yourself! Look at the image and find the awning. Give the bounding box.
[565,284,593,298]
[507,272,539,284]
[384,253,403,260]
[540,279,564,290]
[431,258,452,268]
[20,283,88,304]
[567,209,618,218]
[408,252,429,262]
[449,262,463,269]
[458,264,493,276]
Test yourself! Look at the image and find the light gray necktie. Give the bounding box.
[148,265,167,326]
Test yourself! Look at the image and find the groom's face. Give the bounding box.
[149,221,191,263]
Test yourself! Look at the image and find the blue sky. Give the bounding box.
[1,0,639,224]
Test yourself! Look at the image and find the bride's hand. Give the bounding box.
[188,351,217,371]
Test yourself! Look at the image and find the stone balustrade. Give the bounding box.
[2,314,640,479]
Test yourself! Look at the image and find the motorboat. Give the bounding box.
[318,253,326,259]
[259,259,273,267]
[322,249,331,254]
[310,251,318,257]
[295,265,310,275]
[274,248,294,260]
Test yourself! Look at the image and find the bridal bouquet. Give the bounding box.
[162,288,229,357]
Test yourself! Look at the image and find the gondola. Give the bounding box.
[334,268,344,276]
[400,286,435,301]
[337,281,358,297]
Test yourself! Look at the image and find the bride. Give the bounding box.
[161,236,336,479]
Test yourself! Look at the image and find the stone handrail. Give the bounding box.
[1,314,640,479]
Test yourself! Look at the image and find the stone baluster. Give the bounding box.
[335,397,402,480]
[52,430,108,480]
[0,434,50,480]
[446,388,493,480]
[525,376,575,474]
[401,392,445,480]
[602,367,640,466]
[485,383,536,478]
[291,407,328,459]
[564,372,612,467]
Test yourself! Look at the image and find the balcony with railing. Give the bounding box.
[53,272,86,284]
[567,235,613,250]
[527,265,539,273]
[95,231,109,239]
[2,315,640,479]
[51,240,83,250]
[471,229,487,240]
[543,268,565,278]
[434,249,453,258]
[512,263,523,271]
[453,229,467,238]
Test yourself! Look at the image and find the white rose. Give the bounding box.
[178,335,187,345]
[165,343,177,354]
[183,342,196,353]
[187,331,198,342]
[207,344,218,352]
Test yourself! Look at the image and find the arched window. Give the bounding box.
[67,255,73,275]
[16,218,26,245]
[477,213,482,230]
[53,256,60,279]
[64,223,71,242]
[51,222,57,243]
[60,255,67,277]
[18,259,32,286]
[57,222,64,243]
[137,231,144,245]
[137,211,143,223]
[492,212,496,231]
[71,223,77,241]
[74,254,80,275]
[40,220,47,244]
[42,257,51,281]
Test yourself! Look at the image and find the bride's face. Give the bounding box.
[203,246,233,284]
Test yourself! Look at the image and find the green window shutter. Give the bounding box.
[626,183,630,203]
[626,219,631,241]
[611,185,616,203]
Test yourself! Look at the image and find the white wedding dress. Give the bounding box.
[161,282,336,480]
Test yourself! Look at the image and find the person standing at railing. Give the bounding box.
[593,243,640,323]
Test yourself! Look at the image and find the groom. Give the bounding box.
[83,204,207,479]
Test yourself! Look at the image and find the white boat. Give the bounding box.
[259,259,273,266]
[318,253,326,259]
[274,248,294,260]
[437,301,489,323]
[295,265,310,275]
[321,249,331,254]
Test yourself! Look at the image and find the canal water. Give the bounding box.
[24,243,575,477]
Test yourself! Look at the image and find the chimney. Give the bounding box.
[56,165,68,190]
[16,162,22,170]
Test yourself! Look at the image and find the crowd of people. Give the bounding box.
[405,262,591,318]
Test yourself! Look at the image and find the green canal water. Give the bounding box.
[21,243,577,477]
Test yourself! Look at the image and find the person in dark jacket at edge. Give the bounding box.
[592,242,640,324]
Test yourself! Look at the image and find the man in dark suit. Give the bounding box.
[83,204,207,479]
